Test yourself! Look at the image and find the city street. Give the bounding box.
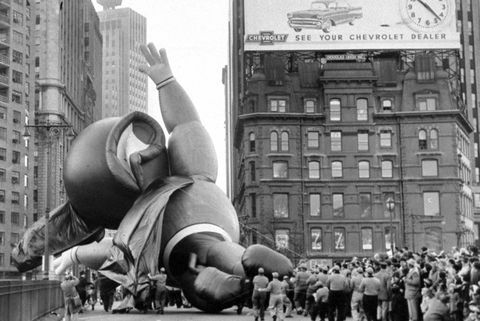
[48,303,312,321]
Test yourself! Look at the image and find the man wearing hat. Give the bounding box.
[311,280,329,321]
[294,263,310,315]
[351,267,365,321]
[148,267,168,314]
[281,275,294,318]
[264,272,285,321]
[252,267,269,321]
[326,265,349,321]
[360,267,381,321]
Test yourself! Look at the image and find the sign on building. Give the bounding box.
[244,0,460,51]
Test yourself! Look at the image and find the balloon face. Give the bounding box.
[64,112,169,229]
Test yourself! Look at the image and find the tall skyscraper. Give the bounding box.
[0,0,36,278]
[97,1,148,117]
[227,0,474,265]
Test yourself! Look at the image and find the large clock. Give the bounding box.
[400,0,453,31]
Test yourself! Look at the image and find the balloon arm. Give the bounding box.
[12,201,104,272]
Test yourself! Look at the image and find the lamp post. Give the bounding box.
[386,197,395,254]
[23,122,74,279]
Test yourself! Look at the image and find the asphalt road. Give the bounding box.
[74,305,304,321]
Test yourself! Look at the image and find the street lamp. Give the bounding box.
[386,197,395,254]
[23,122,75,279]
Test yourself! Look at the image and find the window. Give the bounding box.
[13,30,23,44]
[12,151,20,164]
[307,131,319,148]
[381,160,393,178]
[0,190,4,202]
[275,229,289,249]
[417,94,437,111]
[304,98,316,113]
[11,171,20,184]
[311,229,322,250]
[359,193,372,218]
[385,227,396,251]
[269,97,288,112]
[249,132,256,153]
[12,70,23,84]
[11,233,19,246]
[356,98,368,121]
[0,148,5,161]
[310,194,321,216]
[270,131,278,152]
[331,161,343,178]
[281,131,289,151]
[382,99,393,111]
[11,212,19,225]
[422,159,438,176]
[430,129,438,149]
[308,161,320,179]
[358,132,369,151]
[13,11,23,25]
[0,210,4,223]
[332,193,344,217]
[273,194,289,218]
[383,192,395,218]
[249,161,256,182]
[419,129,427,150]
[12,131,20,144]
[380,131,392,148]
[330,99,341,121]
[273,161,288,178]
[333,228,345,250]
[12,50,23,64]
[358,161,370,178]
[12,192,20,204]
[0,169,4,182]
[0,127,5,140]
[331,131,342,151]
[12,91,22,104]
[0,107,5,119]
[423,192,440,216]
[475,193,480,208]
[0,232,3,245]
[361,228,373,250]
[250,193,256,218]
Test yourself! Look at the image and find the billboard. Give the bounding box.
[244,0,460,51]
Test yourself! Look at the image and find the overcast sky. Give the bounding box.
[93,0,229,191]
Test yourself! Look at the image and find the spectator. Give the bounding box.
[148,267,168,314]
[360,267,381,321]
[60,272,81,321]
[405,259,422,321]
[327,265,349,321]
[294,263,310,315]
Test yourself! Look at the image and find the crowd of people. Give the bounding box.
[249,246,480,321]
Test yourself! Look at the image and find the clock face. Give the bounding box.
[402,0,451,31]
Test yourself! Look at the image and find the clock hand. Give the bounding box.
[417,0,442,21]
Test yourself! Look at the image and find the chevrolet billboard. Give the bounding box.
[244,0,460,51]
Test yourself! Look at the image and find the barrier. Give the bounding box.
[0,280,63,321]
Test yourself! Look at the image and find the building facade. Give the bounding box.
[97,1,147,117]
[228,0,475,264]
[0,0,102,277]
[0,0,36,277]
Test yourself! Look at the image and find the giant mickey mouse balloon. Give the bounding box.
[12,43,293,312]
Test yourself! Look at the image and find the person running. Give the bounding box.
[281,275,293,318]
[252,267,269,321]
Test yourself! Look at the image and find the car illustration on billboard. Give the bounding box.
[287,0,363,33]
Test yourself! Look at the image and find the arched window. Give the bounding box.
[430,129,438,149]
[308,161,320,179]
[330,99,341,121]
[281,131,289,151]
[356,98,368,121]
[249,132,256,152]
[331,161,343,178]
[358,161,370,178]
[270,131,278,152]
[418,129,427,150]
